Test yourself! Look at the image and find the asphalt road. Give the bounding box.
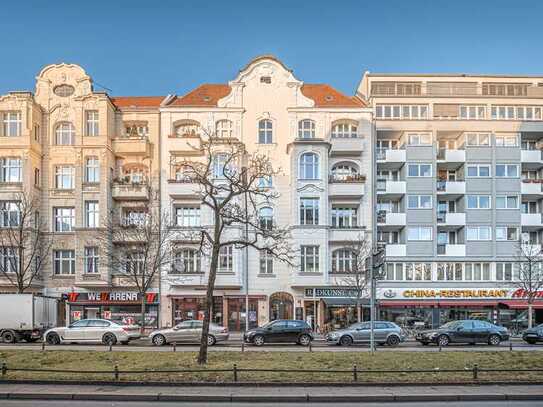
[1,401,542,406]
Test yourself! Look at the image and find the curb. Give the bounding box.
[1,392,543,402]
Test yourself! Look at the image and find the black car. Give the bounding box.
[415,320,509,346]
[522,324,543,344]
[243,319,313,346]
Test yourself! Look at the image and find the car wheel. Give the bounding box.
[488,334,501,346]
[1,331,16,343]
[102,332,117,346]
[437,335,450,347]
[253,335,265,346]
[207,335,216,346]
[152,334,166,346]
[387,335,400,347]
[46,332,60,345]
[298,334,311,346]
[339,335,353,346]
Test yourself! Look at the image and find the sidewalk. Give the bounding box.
[0,383,542,402]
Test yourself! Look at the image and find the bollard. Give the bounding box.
[439,343,442,352]
[510,341,513,352]
[173,342,176,352]
[473,364,478,380]
[353,365,358,382]
[1,362,6,377]
[241,339,245,352]
[114,365,119,381]
[233,364,238,382]
[41,342,45,351]
[109,343,112,352]
[309,341,312,353]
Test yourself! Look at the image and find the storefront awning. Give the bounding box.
[322,298,369,307]
[499,301,543,309]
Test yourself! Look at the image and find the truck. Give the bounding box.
[0,294,58,343]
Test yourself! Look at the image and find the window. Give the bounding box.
[85,157,99,183]
[84,247,99,274]
[259,207,273,230]
[466,195,491,209]
[299,152,319,179]
[212,153,229,178]
[0,158,22,182]
[459,105,486,119]
[407,227,432,241]
[123,210,147,226]
[375,105,428,119]
[385,263,404,280]
[407,195,432,209]
[496,263,513,281]
[85,201,99,228]
[372,82,421,96]
[174,120,200,137]
[464,262,491,281]
[491,105,542,120]
[172,248,201,273]
[1,112,22,137]
[219,245,233,272]
[404,263,432,281]
[259,250,273,274]
[124,252,144,274]
[298,119,315,139]
[0,247,18,273]
[34,168,40,187]
[466,226,492,241]
[258,119,273,144]
[407,133,432,145]
[0,201,20,227]
[125,123,149,137]
[407,164,432,177]
[467,165,490,177]
[331,121,357,138]
[495,164,519,178]
[496,195,519,209]
[331,206,358,228]
[331,164,359,181]
[54,207,75,232]
[53,250,75,275]
[300,245,319,272]
[465,133,490,146]
[437,263,463,281]
[496,226,519,241]
[257,175,272,189]
[175,206,200,227]
[332,249,356,273]
[85,111,99,136]
[495,134,519,146]
[216,120,233,138]
[33,124,40,141]
[55,123,75,145]
[483,83,528,96]
[55,166,74,189]
[300,198,319,225]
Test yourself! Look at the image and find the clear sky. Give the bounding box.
[1,0,543,97]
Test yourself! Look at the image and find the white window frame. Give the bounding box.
[464,262,491,281]
[407,133,432,146]
[331,206,358,228]
[0,158,22,183]
[84,247,99,274]
[407,226,432,241]
[465,133,490,146]
[259,207,274,230]
[215,119,233,138]
[375,104,428,120]
[300,245,319,273]
[495,164,519,178]
[85,201,99,228]
[53,250,75,275]
[55,166,74,189]
[2,112,22,137]
[436,262,464,281]
[299,152,319,180]
[85,157,100,183]
[258,119,273,144]
[0,201,20,227]
[85,111,99,136]
[218,245,233,272]
[466,226,492,241]
[496,262,514,281]
[331,121,358,138]
[55,122,75,145]
[407,163,432,177]
[299,198,319,225]
[298,119,316,139]
[466,195,491,209]
[172,248,201,274]
[407,195,432,209]
[259,250,274,274]
[466,164,491,178]
[496,195,519,209]
[331,249,356,273]
[175,206,201,227]
[495,134,519,147]
[404,262,432,281]
[459,105,486,120]
[496,226,519,241]
[53,207,75,232]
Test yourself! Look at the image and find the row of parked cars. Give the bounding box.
[39,318,543,347]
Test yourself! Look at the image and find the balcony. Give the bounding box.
[437,149,466,163]
[330,137,364,156]
[521,150,543,170]
[437,244,466,257]
[385,244,406,257]
[436,180,465,197]
[167,179,202,198]
[328,175,366,197]
[521,213,543,230]
[111,182,149,201]
[437,212,466,228]
[522,180,543,197]
[329,228,365,241]
[112,136,151,158]
[377,211,406,230]
[376,180,406,198]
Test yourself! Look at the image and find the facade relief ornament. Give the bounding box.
[297,184,324,193]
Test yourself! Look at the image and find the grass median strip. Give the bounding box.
[0,350,542,383]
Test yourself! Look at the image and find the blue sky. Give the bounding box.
[1,1,542,97]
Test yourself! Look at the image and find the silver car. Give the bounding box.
[44,319,141,345]
[149,320,229,346]
[326,321,406,347]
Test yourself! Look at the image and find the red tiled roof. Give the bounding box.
[301,84,366,108]
[110,96,165,108]
[167,84,232,107]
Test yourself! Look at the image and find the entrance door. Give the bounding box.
[86,308,100,319]
[269,293,294,321]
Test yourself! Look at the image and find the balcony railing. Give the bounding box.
[329,174,366,183]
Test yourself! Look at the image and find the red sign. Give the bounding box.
[66,291,159,304]
[511,289,543,299]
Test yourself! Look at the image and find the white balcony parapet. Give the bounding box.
[377,180,406,195]
[437,244,466,256]
[385,244,406,257]
[437,212,466,226]
[377,148,406,162]
[436,180,465,195]
[522,181,543,195]
[521,213,543,227]
[521,150,543,163]
[438,149,466,162]
[377,212,406,226]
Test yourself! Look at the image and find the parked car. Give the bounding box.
[44,319,141,345]
[522,324,543,344]
[149,320,228,346]
[326,321,406,346]
[415,320,509,346]
[243,320,313,346]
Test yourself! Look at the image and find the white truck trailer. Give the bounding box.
[0,294,58,343]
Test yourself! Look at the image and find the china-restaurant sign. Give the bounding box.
[66,291,158,304]
[398,288,543,300]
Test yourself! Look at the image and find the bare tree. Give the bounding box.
[96,194,173,334]
[175,132,295,365]
[332,233,372,324]
[514,241,543,329]
[0,192,51,293]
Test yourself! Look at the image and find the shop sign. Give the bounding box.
[402,289,508,299]
[305,288,362,298]
[511,288,543,299]
[71,310,82,321]
[67,291,158,304]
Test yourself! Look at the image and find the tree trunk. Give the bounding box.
[140,293,147,335]
[528,303,534,329]
[198,245,220,365]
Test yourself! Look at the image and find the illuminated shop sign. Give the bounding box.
[66,291,158,303]
[402,289,508,299]
[304,288,361,298]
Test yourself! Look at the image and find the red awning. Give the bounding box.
[499,301,543,309]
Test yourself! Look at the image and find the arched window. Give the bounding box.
[55,122,75,145]
[258,119,273,144]
[216,119,233,138]
[332,249,357,273]
[259,207,273,230]
[331,163,359,181]
[331,120,358,138]
[174,120,200,137]
[172,248,201,274]
[299,152,319,180]
[298,119,316,139]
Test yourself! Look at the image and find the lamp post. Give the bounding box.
[242,165,250,333]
